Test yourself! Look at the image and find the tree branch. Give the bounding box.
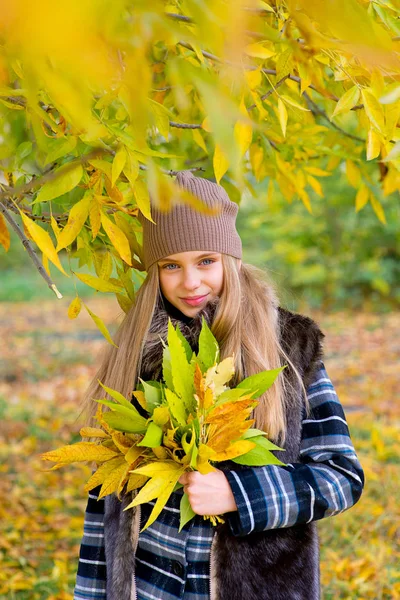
[0,201,63,299]
[303,92,365,143]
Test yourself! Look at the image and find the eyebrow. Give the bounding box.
[158,253,219,264]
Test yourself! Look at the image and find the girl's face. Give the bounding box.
[158,250,224,317]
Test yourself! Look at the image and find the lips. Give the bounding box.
[181,294,208,306]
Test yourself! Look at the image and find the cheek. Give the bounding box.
[211,264,224,293]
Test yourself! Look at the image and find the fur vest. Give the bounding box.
[104,296,325,600]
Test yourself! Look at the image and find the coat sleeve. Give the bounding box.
[73,485,107,599]
[224,362,364,536]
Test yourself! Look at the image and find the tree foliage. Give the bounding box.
[0,0,399,329]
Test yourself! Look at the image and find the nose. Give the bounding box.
[182,268,201,291]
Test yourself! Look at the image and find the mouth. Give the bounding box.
[180,294,209,307]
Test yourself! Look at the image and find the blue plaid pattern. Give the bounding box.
[73,363,364,599]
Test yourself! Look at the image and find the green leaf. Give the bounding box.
[137,422,164,447]
[100,411,147,434]
[43,136,77,166]
[197,317,219,371]
[167,320,195,413]
[162,345,174,390]
[97,381,135,410]
[236,366,285,399]
[141,380,162,414]
[33,162,83,204]
[232,435,285,466]
[214,388,249,407]
[331,85,360,119]
[174,324,193,362]
[165,388,187,426]
[179,492,196,532]
[242,430,284,450]
[94,399,147,429]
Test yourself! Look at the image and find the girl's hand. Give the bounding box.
[178,470,238,516]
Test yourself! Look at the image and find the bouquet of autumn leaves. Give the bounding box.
[41,319,285,531]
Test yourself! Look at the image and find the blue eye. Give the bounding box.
[201,259,214,266]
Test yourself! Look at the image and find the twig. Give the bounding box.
[0,201,63,299]
[303,91,365,143]
[170,121,202,129]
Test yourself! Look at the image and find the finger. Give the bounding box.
[178,473,189,485]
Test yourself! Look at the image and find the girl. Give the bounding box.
[74,171,364,600]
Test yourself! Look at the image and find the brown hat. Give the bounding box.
[138,171,242,270]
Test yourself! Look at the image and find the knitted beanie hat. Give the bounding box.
[138,171,242,271]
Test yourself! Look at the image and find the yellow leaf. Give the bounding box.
[244,43,275,59]
[89,196,102,240]
[42,253,50,276]
[98,458,129,498]
[153,406,170,426]
[74,272,123,293]
[0,213,10,251]
[84,456,126,493]
[245,67,262,90]
[68,296,82,319]
[41,442,119,465]
[366,128,381,161]
[192,128,208,152]
[213,144,229,185]
[83,303,118,347]
[112,146,127,187]
[34,163,83,204]
[370,193,387,224]
[132,390,148,412]
[56,192,91,251]
[355,185,369,212]
[213,439,256,461]
[127,466,185,530]
[201,116,212,132]
[80,427,109,439]
[125,445,144,465]
[331,85,360,119]
[126,473,148,493]
[346,160,361,188]
[133,179,154,223]
[307,174,323,197]
[101,212,132,266]
[50,215,60,242]
[250,143,264,182]
[19,212,68,276]
[89,159,112,181]
[204,356,235,396]
[148,99,171,139]
[197,443,217,474]
[297,62,312,95]
[234,118,252,157]
[277,98,288,137]
[304,167,331,177]
[299,189,313,214]
[280,94,310,112]
[362,89,385,134]
[132,461,182,478]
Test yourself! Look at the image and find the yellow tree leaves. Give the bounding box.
[34,164,83,204]
[19,211,68,276]
[56,191,91,251]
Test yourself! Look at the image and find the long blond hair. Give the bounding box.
[76,255,305,444]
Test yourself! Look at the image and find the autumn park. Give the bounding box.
[0,1,399,598]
